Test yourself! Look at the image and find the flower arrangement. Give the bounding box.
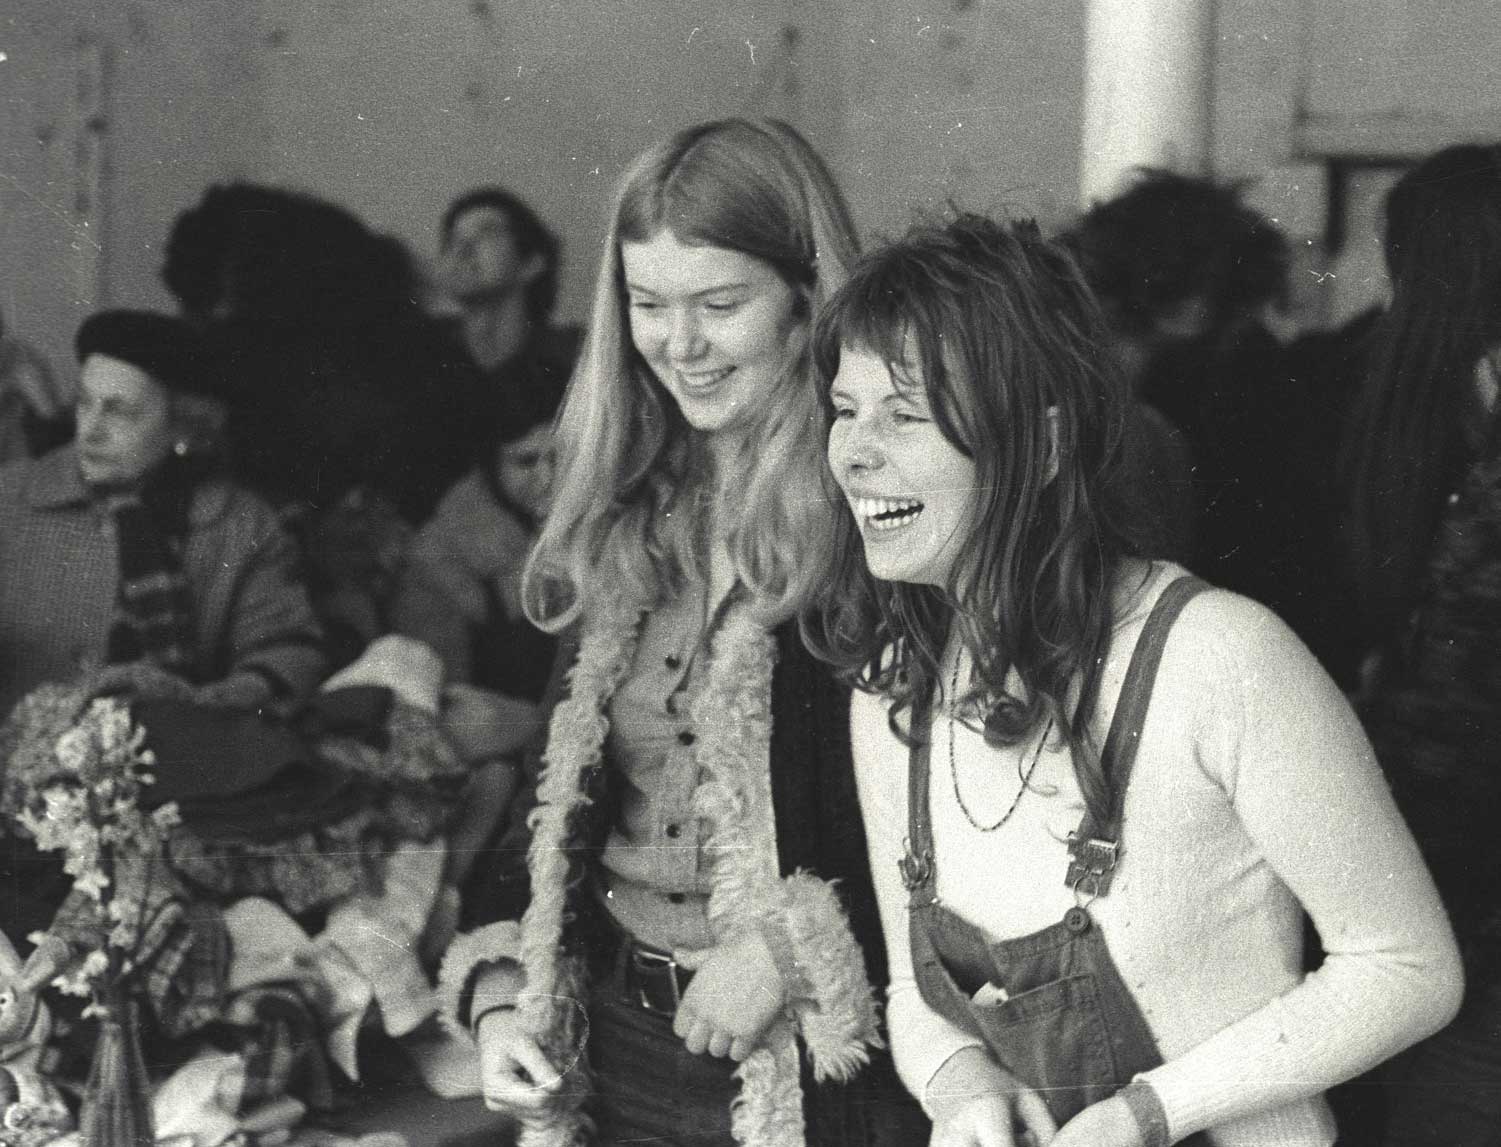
[2,689,181,1146]
[10,696,180,1009]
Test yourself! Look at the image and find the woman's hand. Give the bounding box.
[927,1047,1057,1147]
[1049,1095,1144,1147]
[931,1094,1057,1147]
[673,930,787,1061]
[475,1007,563,1116]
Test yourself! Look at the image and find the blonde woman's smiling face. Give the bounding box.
[621,229,802,442]
[826,346,978,587]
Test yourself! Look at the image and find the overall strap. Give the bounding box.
[1065,575,1208,897]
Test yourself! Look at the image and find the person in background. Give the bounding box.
[1062,172,1357,684]
[437,186,583,385]
[1345,141,1501,1146]
[162,182,485,664]
[0,308,326,963]
[392,361,565,929]
[442,118,927,1146]
[815,213,1461,1147]
[392,359,564,703]
[0,309,326,721]
[0,307,71,464]
[162,182,482,523]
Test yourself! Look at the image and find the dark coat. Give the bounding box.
[0,444,326,720]
[1362,454,1501,946]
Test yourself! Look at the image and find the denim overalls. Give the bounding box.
[901,577,1209,1140]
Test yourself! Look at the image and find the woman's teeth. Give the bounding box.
[677,367,733,390]
[852,496,924,531]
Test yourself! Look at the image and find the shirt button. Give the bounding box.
[665,655,682,670]
[665,823,682,839]
[667,892,686,905]
[677,730,696,746]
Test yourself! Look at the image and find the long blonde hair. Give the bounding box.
[524,119,860,630]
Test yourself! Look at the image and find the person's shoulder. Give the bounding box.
[190,474,287,533]
[1132,566,1320,693]
[433,468,493,517]
[430,469,528,538]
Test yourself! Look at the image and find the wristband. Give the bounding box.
[471,1002,517,1034]
[1118,1080,1170,1147]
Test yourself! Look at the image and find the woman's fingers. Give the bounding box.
[707,1030,733,1059]
[481,1063,555,1115]
[728,1035,753,1062]
[676,1011,713,1055]
[931,1095,1035,1147]
[476,1013,562,1116]
[510,1041,563,1093]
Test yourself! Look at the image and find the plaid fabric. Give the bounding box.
[48,860,228,1040]
[137,897,229,1040]
[220,983,334,1114]
[105,490,195,674]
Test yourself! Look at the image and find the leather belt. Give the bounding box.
[623,941,695,1016]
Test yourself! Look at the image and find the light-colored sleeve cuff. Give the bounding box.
[777,870,883,1082]
[435,920,524,1032]
[1119,1080,1171,1147]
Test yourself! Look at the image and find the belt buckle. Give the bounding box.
[630,945,683,1015]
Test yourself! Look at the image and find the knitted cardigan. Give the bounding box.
[440,596,920,1147]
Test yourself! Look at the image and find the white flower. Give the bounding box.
[79,949,109,979]
[53,727,89,774]
[73,867,110,900]
[52,968,93,998]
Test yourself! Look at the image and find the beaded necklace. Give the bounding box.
[947,654,1052,832]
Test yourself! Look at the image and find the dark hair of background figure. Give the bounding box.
[162,183,418,328]
[1061,168,1289,334]
[160,181,483,522]
[805,212,1139,825]
[441,187,563,325]
[1344,142,1501,643]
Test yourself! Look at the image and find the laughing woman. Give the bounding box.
[441,119,925,1146]
[811,214,1461,1147]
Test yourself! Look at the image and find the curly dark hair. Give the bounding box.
[161,182,417,328]
[1060,168,1289,336]
[805,212,1137,824]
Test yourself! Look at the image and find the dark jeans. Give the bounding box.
[1383,970,1501,1146]
[585,986,739,1146]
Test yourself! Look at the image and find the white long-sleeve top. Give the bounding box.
[852,566,1463,1145]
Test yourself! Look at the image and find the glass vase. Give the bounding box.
[79,986,154,1147]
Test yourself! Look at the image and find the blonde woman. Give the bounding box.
[440,119,924,1146]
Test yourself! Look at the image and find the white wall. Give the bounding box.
[1,0,1089,376]
[4,0,1497,377]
